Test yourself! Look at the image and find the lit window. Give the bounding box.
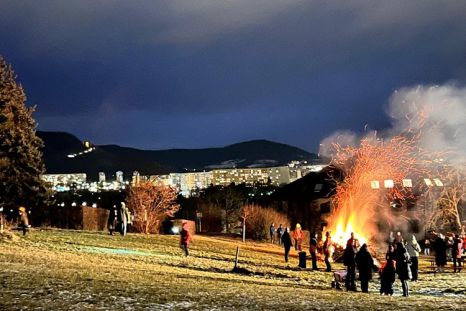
[423,178,433,186]
[370,181,380,189]
[433,178,443,187]
[384,180,394,188]
[402,179,412,187]
[314,184,323,192]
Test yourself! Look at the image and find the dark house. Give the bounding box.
[270,166,343,234]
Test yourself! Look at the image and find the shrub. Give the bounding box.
[126,181,179,234]
[241,204,289,241]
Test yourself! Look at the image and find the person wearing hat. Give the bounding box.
[293,223,304,251]
[18,206,30,235]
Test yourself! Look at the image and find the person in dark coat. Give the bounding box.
[395,242,412,297]
[343,232,357,291]
[380,244,396,295]
[107,208,118,235]
[355,243,374,293]
[281,227,292,263]
[309,233,319,270]
[270,223,276,244]
[180,222,191,256]
[433,234,447,272]
[277,224,284,246]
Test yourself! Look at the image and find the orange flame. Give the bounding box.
[323,133,438,248]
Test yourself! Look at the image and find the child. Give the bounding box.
[380,244,396,295]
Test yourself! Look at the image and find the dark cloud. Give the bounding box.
[1,1,465,150]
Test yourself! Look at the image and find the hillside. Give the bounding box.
[37,131,318,180]
[1,230,463,310]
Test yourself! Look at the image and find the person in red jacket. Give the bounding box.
[180,222,191,257]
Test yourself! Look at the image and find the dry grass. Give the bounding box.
[0,229,464,310]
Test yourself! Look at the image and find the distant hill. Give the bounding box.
[37,131,319,180]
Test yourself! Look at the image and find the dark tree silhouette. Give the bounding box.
[0,56,49,215]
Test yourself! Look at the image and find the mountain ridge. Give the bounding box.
[37,131,319,180]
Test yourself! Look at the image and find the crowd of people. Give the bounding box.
[431,232,465,273]
[272,223,465,297]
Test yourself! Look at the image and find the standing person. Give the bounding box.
[380,244,396,295]
[355,244,374,293]
[180,222,191,257]
[277,224,284,246]
[395,231,404,244]
[395,242,412,297]
[343,232,357,291]
[18,206,29,236]
[269,223,276,244]
[423,237,431,256]
[107,208,118,236]
[309,233,319,270]
[281,227,292,263]
[406,235,421,281]
[453,234,463,273]
[388,231,395,245]
[119,202,130,236]
[433,234,447,272]
[323,231,333,272]
[446,235,454,261]
[293,223,304,251]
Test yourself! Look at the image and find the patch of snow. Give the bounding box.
[205,159,246,169]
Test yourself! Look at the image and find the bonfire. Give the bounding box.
[323,115,445,250]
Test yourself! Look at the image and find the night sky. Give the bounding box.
[1,1,465,152]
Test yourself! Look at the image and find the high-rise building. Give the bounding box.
[132,171,140,186]
[116,171,124,183]
[98,172,106,183]
[42,173,87,191]
[212,166,290,187]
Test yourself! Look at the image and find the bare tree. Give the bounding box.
[239,203,256,242]
[427,166,465,233]
[126,181,180,234]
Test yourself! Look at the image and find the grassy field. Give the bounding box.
[0,229,465,310]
